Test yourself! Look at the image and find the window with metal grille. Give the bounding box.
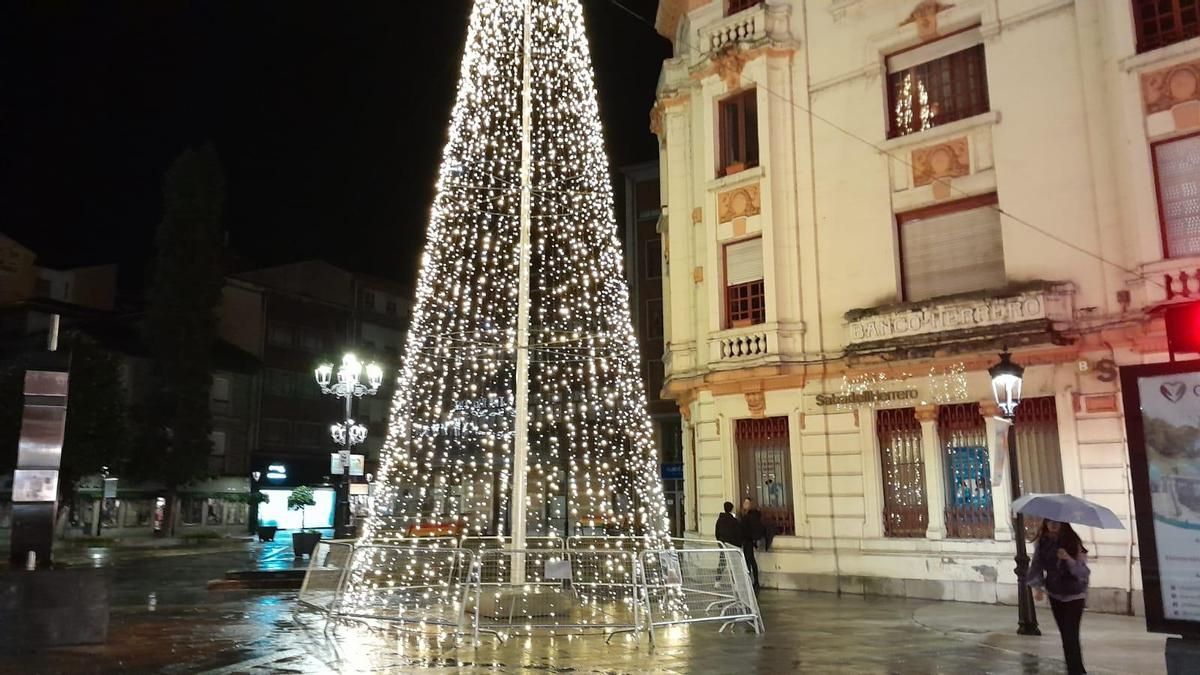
[724,238,766,327]
[886,28,989,138]
[736,417,795,536]
[1152,133,1200,259]
[1013,396,1065,538]
[939,403,994,539]
[898,193,1005,302]
[726,0,764,16]
[1134,0,1200,53]
[718,89,759,176]
[876,407,928,537]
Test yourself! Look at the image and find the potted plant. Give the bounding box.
[251,493,276,542]
[288,486,321,557]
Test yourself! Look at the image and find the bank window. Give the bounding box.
[939,403,994,540]
[386,299,398,314]
[898,193,1004,302]
[718,89,759,177]
[1134,0,1200,53]
[877,407,928,538]
[726,0,764,15]
[886,27,988,138]
[1153,133,1200,259]
[736,417,795,536]
[724,237,765,328]
[363,290,376,310]
[1014,396,1065,538]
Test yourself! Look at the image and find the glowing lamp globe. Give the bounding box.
[988,349,1025,418]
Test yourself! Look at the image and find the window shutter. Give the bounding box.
[725,238,763,286]
[886,27,982,73]
[1155,134,1200,258]
[900,202,1004,301]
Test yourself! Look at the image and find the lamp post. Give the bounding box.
[989,348,1040,636]
[315,353,383,539]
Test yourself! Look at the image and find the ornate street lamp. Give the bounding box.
[989,348,1040,636]
[316,353,383,539]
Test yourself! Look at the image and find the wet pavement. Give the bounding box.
[0,537,1170,674]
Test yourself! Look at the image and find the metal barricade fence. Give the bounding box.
[638,547,763,644]
[335,544,475,631]
[300,536,763,642]
[299,541,355,613]
[469,547,643,640]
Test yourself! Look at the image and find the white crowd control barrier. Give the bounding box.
[298,537,764,644]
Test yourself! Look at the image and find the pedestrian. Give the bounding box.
[740,497,764,591]
[1026,519,1090,675]
[714,501,740,587]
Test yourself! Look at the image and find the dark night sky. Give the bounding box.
[0,1,669,290]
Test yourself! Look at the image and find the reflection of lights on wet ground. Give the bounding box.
[147,593,157,611]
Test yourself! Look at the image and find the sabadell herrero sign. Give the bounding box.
[815,390,919,407]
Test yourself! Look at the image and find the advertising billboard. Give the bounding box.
[1121,362,1200,636]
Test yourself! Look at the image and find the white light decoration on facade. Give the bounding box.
[928,361,968,404]
[836,369,913,411]
[344,0,673,615]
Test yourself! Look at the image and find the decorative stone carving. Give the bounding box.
[911,137,969,187]
[679,405,691,423]
[914,404,939,423]
[745,390,766,418]
[693,266,704,283]
[712,45,750,90]
[692,207,703,224]
[718,184,761,222]
[649,103,665,146]
[1142,59,1200,115]
[901,0,954,41]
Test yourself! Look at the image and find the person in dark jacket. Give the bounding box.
[714,501,740,587]
[740,497,764,590]
[1026,519,1091,675]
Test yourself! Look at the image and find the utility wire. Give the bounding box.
[605,0,1163,292]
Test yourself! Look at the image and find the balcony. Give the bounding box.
[709,323,772,366]
[707,4,765,54]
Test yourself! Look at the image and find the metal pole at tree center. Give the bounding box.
[508,0,535,583]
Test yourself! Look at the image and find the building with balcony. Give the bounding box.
[652,0,1200,613]
[619,162,686,536]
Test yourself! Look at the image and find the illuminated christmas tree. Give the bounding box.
[357,0,671,557]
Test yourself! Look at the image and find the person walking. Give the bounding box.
[714,501,740,587]
[1027,519,1090,675]
[739,497,764,591]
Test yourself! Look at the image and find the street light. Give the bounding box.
[989,348,1040,636]
[315,353,384,539]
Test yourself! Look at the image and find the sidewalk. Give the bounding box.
[914,599,1169,675]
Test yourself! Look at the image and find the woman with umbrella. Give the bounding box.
[1015,493,1123,675]
[1026,519,1090,675]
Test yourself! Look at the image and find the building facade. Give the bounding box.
[652,0,1200,613]
[620,162,686,536]
[232,261,409,523]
